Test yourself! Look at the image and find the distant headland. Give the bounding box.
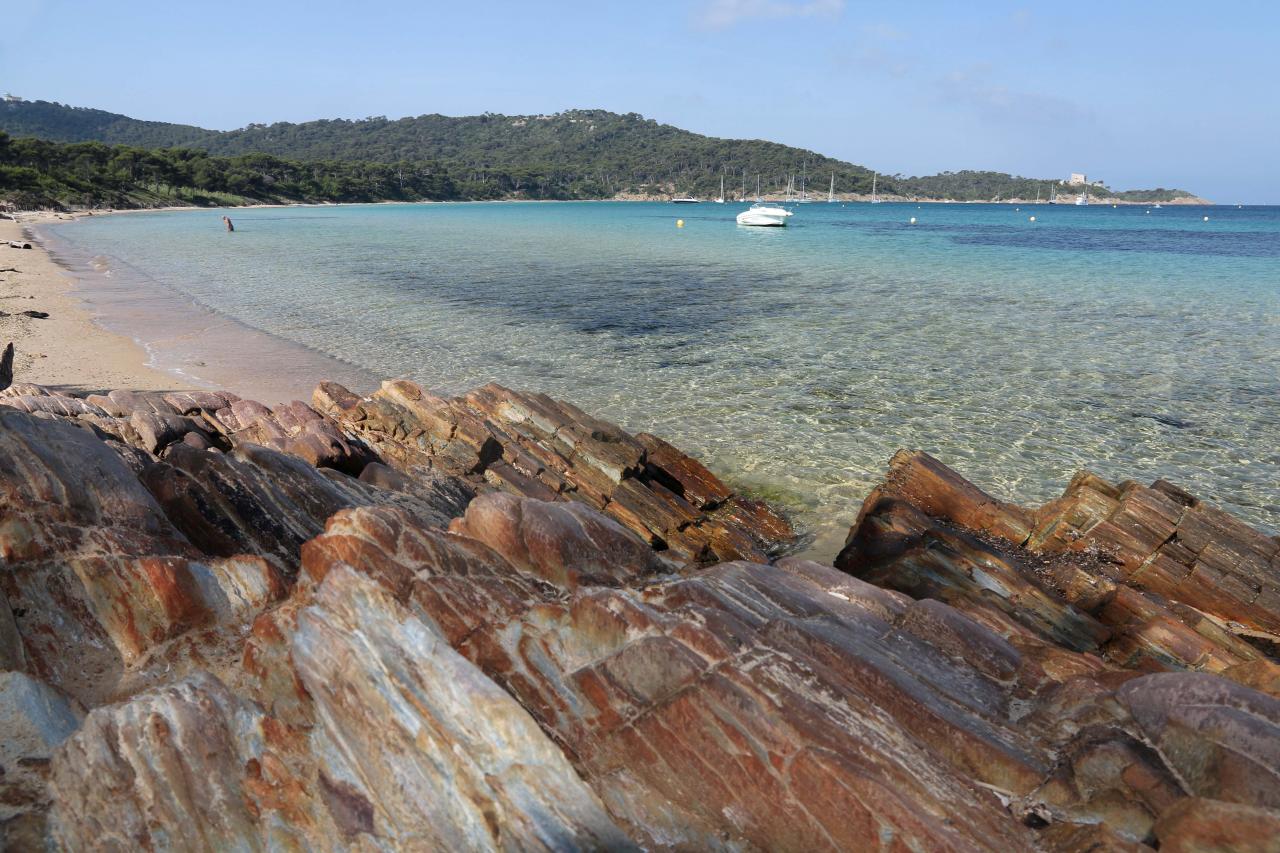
[0,96,1206,210]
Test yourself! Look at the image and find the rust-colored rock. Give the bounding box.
[314,379,795,564]
[839,451,1280,685]
[5,378,1278,852]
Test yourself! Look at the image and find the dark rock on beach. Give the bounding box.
[0,380,1277,851]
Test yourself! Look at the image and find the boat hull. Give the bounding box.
[736,208,791,227]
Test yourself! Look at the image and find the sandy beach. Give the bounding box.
[1,212,379,404]
[0,215,195,394]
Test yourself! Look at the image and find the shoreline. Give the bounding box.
[5,212,378,404]
[5,205,844,559]
[0,216,195,395]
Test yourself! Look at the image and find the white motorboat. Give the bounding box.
[672,197,700,204]
[736,203,793,227]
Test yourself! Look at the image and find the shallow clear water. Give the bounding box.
[43,201,1280,555]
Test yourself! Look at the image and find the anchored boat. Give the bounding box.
[736,174,792,226]
[737,203,793,227]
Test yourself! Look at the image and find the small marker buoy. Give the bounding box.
[676,219,684,228]
[1029,216,1036,222]
[909,217,917,224]
[1203,216,1210,222]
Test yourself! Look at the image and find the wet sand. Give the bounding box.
[0,215,193,395]
[7,212,378,404]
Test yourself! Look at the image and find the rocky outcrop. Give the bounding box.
[297,491,1280,850]
[3,378,1278,851]
[314,380,794,564]
[838,450,1280,688]
[48,568,634,852]
[0,378,795,847]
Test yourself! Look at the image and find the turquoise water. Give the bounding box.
[43,201,1280,554]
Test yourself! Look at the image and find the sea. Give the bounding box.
[39,200,1280,558]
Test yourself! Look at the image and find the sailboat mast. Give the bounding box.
[756,174,761,202]
[829,171,835,203]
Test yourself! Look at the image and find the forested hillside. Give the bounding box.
[0,98,1200,206]
[0,132,462,209]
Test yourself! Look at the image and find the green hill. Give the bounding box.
[0,97,1201,207]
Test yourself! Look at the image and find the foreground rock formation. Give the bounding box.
[1,380,1277,851]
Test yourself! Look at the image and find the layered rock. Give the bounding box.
[298,490,1280,850]
[838,451,1280,689]
[4,375,1279,852]
[313,380,794,563]
[0,376,793,840]
[48,568,634,852]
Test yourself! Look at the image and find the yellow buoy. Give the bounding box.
[676,219,684,228]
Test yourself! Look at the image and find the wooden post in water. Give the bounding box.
[222,216,234,232]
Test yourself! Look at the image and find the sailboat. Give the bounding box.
[1048,185,1058,205]
[796,162,812,203]
[737,174,793,226]
[716,175,725,204]
[827,171,835,203]
[870,172,881,204]
[1075,184,1089,206]
[740,171,748,203]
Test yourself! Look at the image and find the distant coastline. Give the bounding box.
[1,98,1208,210]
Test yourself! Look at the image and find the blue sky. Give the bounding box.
[2,0,1276,201]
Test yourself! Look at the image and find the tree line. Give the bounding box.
[0,99,1198,208]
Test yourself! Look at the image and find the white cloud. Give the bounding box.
[696,0,845,31]
[937,64,1094,127]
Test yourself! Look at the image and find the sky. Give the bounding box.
[2,0,1277,202]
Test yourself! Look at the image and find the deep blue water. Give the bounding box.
[43,201,1280,555]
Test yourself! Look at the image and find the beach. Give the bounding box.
[6,212,377,404]
[0,215,193,394]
